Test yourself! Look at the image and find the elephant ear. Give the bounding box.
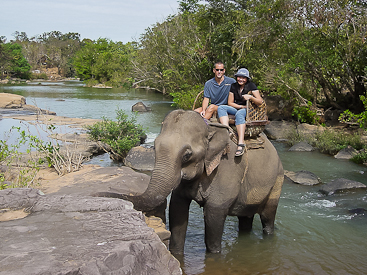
[205,124,231,176]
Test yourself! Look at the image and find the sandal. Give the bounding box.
[235,144,245,157]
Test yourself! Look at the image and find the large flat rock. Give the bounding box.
[39,165,150,196]
[0,188,181,275]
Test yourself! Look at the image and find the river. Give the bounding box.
[1,81,367,275]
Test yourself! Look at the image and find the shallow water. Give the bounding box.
[0,81,175,143]
[1,82,367,274]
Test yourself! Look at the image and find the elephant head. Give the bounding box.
[124,110,231,212]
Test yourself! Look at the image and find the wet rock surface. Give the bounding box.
[132,101,151,112]
[289,141,315,152]
[264,120,296,140]
[285,170,322,186]
[334,145,358,159]
[0,188,181,275]
[319,178,367,195]
[124,146,155,171]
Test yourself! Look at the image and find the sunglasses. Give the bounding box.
[215,69,224,71]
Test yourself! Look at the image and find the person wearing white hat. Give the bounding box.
[217,68,263,156]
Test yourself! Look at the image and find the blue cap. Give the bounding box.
[235,68,251,79]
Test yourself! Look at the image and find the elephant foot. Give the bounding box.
[262,225,275,235]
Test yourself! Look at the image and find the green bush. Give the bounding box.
[292,101,318,124]
[339,95,367,129]
[351,149,367,164]
[313,130,364,155]
[31,72,48,80]
[170,84,203,110]
[286,127,365,156]
[84,79,99,87]
[86,109,146,161]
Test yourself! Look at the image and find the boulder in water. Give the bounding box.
[285,170,321,186]
[319,178,366,195]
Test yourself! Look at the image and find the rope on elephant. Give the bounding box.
[241,146,249,184]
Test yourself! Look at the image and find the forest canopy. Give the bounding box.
[1,0,366,121]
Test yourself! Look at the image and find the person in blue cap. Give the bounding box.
[217,68,263,157]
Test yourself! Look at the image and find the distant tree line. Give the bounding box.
[1,0,366,124]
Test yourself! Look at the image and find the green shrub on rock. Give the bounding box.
[86,109,146,161]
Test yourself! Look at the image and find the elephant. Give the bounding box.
[124,109,284,254]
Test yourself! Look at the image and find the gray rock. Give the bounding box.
[334,145,358,159]
[0,188,42,209]
[42,166,167,224]
[264,120,296,140]
[296,123,325,136]
[284,170,322,186]
[348,208,366,215]
[124,146,155,171]
[47,166,151,197]
[0,188,182,275]
[289,141,315,152]
[320,178,367,195]
[264,95,293,121]
[132,102,151,112]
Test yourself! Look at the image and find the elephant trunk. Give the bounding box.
[123,157,181,212]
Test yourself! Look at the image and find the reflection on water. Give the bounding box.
[1,82,367,274]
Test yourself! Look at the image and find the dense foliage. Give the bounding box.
[1,0,366,124]
[86,109,146,161]
[73,38,136,87]
[0,38,31,79]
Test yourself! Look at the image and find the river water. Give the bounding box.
[1,81,367,275]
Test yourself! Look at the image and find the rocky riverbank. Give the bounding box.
[0,93,182,274]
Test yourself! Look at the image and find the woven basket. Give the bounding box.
[246,91,268,126]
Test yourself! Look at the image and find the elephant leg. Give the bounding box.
[204,205,227,253]
[238,216,254,233]
[259,197,280,234]
[260,175,283,234]
[169,190,191,255]
[260,209,276,234]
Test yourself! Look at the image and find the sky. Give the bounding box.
[0,0,180,43]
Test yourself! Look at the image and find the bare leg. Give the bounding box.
[236,123,246,151]
[219,115,229,126]
[204,104,218,120]
[194,106,203,113]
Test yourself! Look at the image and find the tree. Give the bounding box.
[0,37,11,78]
[73,38,135,86]
[131,1,246,108]
[233,0,367,113]
[12,31,82,77]
[2,43,31,79]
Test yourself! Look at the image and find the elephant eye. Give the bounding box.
[182,150,192,163]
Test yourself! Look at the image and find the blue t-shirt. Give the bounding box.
[204,76,236,105]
